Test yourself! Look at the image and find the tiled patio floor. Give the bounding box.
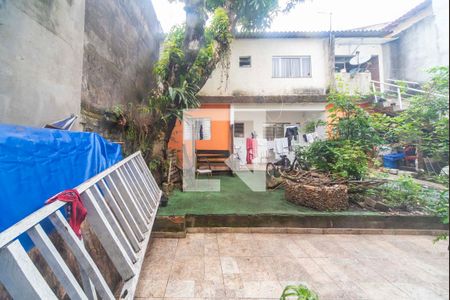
[136,233,449,300]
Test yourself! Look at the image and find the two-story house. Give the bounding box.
[169,29,392,169]
[169,0,448,170]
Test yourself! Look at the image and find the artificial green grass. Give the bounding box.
[158,175,380,217]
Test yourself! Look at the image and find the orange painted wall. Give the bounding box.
[168,104,231,163]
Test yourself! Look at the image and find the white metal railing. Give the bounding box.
[0,152,161,300]
[371,80,449,111]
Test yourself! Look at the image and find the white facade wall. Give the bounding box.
[199,38,332,97]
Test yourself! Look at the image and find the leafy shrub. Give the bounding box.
[369,176,437,209]
[299,140,369,180]
[327,90,381,152]
[280,285,319,300]
[427,176,449,241]
[304,120,327,134]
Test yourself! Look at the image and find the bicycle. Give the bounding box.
[266,154,309,179]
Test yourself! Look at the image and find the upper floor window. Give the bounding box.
[239,56,252,68]
[272,56,311,78]
[335,56,353,73]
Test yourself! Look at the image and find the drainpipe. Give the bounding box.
[328,33,336,92]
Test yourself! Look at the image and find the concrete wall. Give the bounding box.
[335,73,372,95]
[0,0,86,129]
[199,38,332,97]
[432,0,449,67]
[383,0,449,83]
[81,0,162,134]
[0,0,162,132]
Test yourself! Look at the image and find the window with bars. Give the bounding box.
[263,124,285,141]
[272,56,312,78]
[234,123,245,138]
[239,56,252,68]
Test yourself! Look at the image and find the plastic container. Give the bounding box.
[383,153,405,169]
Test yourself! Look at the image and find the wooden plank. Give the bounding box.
[139,155,159,189]
[120,193,161,300]
[81,189,136,280]
[97,179,142,252]
[80,268,98,300]
[0,240,58,300]
[49,211,115,300]
[103,174,144,241]
[120,166,152,220]
[124,163,153,212]
[135,156,160,203]
[90,185,138,263]
[129,159,157,211]
[117,167,147,216]
[27,224,88,300]
[109,171,148,233]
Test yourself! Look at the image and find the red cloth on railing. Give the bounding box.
[46,189,87,239]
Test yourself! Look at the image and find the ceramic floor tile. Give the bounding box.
[194,280,227,298]
[204,256,224,283]
[175,237,205,257]
[137,234,449,300]
[395,283,447,300]
[264,256,313,282]
[170,255,205,281]
[234,256,277,281]
[220,256,240,274]
[141,256,175,281]
[235,280,282,298]
[135,280,167,298]
[357,282,410,300]
[164,280,195,298]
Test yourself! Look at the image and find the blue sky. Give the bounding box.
[151,0,425,32]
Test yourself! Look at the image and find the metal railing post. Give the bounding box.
[397,87,403,110]
[372,82,378,103]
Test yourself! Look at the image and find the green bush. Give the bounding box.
[299,140,369,180]
[369,176,437,209]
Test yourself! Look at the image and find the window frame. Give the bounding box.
[234,122,245,138]
[239,56,252,68]
[272,56,312,78]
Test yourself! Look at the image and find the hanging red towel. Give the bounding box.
[46,189,87,239]
[246,138,258,164]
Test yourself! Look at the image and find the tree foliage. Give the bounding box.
[327,90,381,152]
[393,67,449,163]
[153,0,304,158]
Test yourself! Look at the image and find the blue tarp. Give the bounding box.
[0,124,123,232]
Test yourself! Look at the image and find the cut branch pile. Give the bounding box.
[271,170,388,211]
[285,180,349,211]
